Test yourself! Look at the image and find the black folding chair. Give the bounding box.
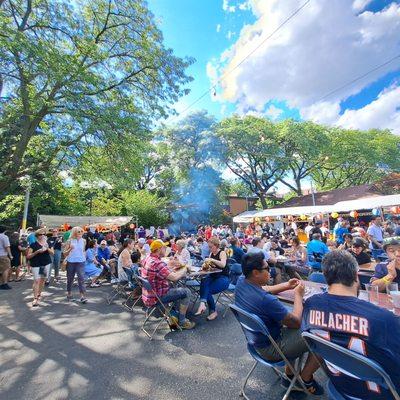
[136,275,182,340]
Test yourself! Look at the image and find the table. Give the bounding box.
[277,281,400,316]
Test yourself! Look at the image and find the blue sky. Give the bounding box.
[148,0,400,133]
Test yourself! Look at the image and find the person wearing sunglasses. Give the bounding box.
[235,251,323,395]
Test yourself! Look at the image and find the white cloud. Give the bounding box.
[223,0,236,13]
[239,1,251,11]
[265,104,284,120]
[352,0,372,12]
[212,0,400,131]
[226,30,235,40]
[216,24,221,33]
[337,85,400,135]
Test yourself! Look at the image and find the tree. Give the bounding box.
[0,0,193,195]
[277,120,331,195]
[216,115,285,208]
[312,128,400,190]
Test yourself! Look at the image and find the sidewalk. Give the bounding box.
[0,276,326,400]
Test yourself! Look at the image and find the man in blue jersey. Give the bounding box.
[235,252,323,395]
[307,233,330,270]
[302,250,400,399]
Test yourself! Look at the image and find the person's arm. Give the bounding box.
[263,278,299,295]
[26,246,43,260]
[205,251,227,269]
[63,240,73,256]
[166,267,187,282]
[367,228,383,249]
[47,246,54,255]
[371,261,397,292]
[281,282,305,328]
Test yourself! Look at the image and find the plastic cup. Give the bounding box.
[365,284,379,305]
[386,283,399,295]
[391,291,400,308]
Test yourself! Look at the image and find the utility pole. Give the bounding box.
[310,179,316,207]
[20,176,32,231]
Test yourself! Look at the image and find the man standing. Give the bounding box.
[235,252,323,395]
[141,240,195,330]
[302,250,400,399]
[308,221,323,242]
[367,216,384,259]
[0,226,12,290]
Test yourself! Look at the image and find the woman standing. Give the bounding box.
[84,240,103,287]
[9,232,25,282]
[64,226,87,303]
[26,229,54,306]
[195,237,229,321]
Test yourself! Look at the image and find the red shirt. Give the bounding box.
[141,254,171,307]
[205,228,212,240]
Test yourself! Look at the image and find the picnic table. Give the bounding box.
[277,280,400,316]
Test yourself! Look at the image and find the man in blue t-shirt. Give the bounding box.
[235,252,323,395]
[307,233,330,270]
[302,250,400,400]
[334,220,349,245]
[229,237,245,264]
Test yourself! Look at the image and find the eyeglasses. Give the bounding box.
[258,267,270,272]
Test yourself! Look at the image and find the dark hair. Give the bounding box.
[86,240,96,249]
[344,233,353,240]
[0,225,8,234]
[242,251,265,278]
[131,251,141,264]
[252,237,262,247]
[230,237,238,246]
[312,233,321,241]
[292,237,300,246]
[197,237,204,243]
[322,250,358,287]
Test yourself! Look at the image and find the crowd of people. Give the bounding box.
[0,215,399,398]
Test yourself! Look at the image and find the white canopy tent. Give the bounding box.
[332,194,400,212]
[254,205,333,218]
[37,215,134,229]
[232,210,259,223]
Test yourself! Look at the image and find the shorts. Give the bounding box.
[32,264,51,280]
[256,327,308,362]
[0,256,11,273]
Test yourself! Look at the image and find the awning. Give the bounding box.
[332,194,400,212]
[254,205,333,218]
[232,210,259,223]
[37,215,134,229]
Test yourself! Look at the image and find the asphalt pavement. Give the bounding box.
[0,275,327,400]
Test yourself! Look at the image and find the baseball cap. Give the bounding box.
[150,239,167,252]
[352,238,366,248]
[383,238,400,250]
[138,238,146,245]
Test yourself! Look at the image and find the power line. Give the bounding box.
[318,53,400,102]
[177,0,311,117]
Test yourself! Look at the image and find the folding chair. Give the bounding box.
[302,331,400,400]
[136,275,182,340]
[122,272,143,311]
[230,304,307,400]
[308,272,326,284]
[106,280,130,305]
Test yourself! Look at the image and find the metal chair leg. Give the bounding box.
[240,360,258,399]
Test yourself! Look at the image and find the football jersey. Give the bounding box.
[302,292,400,399]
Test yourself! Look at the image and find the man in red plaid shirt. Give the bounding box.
[141,239,195,330]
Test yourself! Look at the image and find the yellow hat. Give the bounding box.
[150,239,167,252]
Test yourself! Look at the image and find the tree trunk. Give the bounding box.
[258,193,268,209]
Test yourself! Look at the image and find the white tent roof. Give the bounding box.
[254,205,333,218]
[37,215,134,228]
[232,210,259,223]
[332,194,400,212]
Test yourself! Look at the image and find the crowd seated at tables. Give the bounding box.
[1,216,400,398]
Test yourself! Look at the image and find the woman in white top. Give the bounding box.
[174,239,191,266]
[118,239,135,282]
[63,226,87,303]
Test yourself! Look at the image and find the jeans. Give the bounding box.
[160,287,191,307]
[47,249,61,280]
[199,275,230,312]
[66,262,86,294]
